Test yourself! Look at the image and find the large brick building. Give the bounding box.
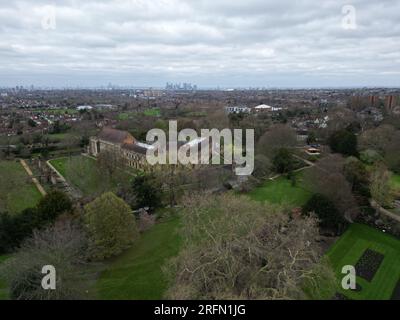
[89,128,155,170]
[89,127,221,171]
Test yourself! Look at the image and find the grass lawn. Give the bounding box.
[249,174,312,207]
[96,217,181,300]
[118,112,136,121]
[327,223,400,300]
[0,161,42,214]
[49,157,70,177]
[143,108,161,117]
[46,132,74,142]
[0,255,10,300]
[391,174,400,193]
[49,155,112,197]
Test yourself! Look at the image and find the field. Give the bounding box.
[0,160,42,213]
[46,132,76,142]
[143,108,161,117]
[249,174,312,207]
[327,223,400,300]
[96,217,181,300]
[118,112,136,120]
[49,156,111,196]
[0,255,10,300]
[391,174,400,193]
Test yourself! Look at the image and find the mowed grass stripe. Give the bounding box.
[327,224,400,300]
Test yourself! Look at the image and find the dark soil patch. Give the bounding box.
[391,280,400,300]
[355,249,384,282]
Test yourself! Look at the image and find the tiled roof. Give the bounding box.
[122,143,149,155]
[98,128,134,144]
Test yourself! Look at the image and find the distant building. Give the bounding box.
[254,104,272,112]
[225,106,251,114]
[254,104,283,112]
[165,82,197,91]
[77,105,93,111]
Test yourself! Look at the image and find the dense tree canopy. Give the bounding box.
[302,194,345,233]
[84,192,139,260]
[0,191,72,254]
[131,173,163,210]
[304,155,359,222]
[328,129,358,157]
[273,148,296,174]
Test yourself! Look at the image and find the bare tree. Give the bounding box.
[359,125,397,154]
[97,149,124,178]
[304,155,359,222]
[370,163,394,209]
[1,218,89,300]
[257,124,297,158]
[164,194,336,300]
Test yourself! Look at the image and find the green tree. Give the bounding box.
[272,148,295,174]
[36,190,72,223]
[0,209,39,253]
[132,173,162,209]
[0,191,72,254]
[84,192,139,260]
[360,149,382,165]
[302,194,345,233]
[306,131,317,145]
[328,129,358,156]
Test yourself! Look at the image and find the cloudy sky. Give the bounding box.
[0,0,399,88]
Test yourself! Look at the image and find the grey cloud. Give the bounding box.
[0,0,399,87]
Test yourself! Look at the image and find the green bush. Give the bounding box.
[302,194,346,233]
[84,192,139,260]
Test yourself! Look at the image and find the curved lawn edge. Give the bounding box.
[95,216,181,300]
